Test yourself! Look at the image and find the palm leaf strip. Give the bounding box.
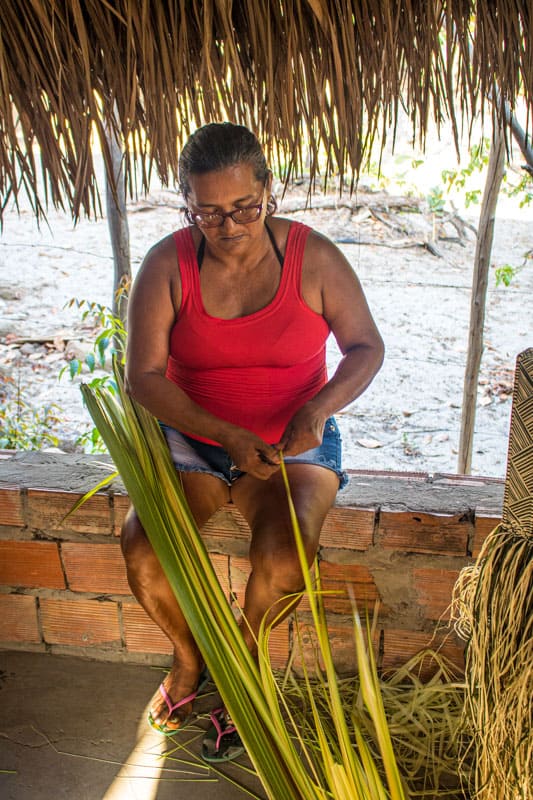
[81,367,335,799]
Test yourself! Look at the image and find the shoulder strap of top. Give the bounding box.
[284,221,311,297]
[172,227,198,307]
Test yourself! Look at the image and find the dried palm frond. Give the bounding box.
[451,348,533,800]
[279,647,466,799]
[0,1,532,221]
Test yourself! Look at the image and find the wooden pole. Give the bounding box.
[104,110,131,328]
[457,120,505,474]
[504,102,533,173]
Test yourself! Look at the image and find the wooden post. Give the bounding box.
[457,120,505,474]
[104,111,131,327]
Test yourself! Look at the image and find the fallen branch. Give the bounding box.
[334,236,442,256]
[279,193,424,214]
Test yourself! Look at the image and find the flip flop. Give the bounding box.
[201,707,245,762]
[148,667,210,736]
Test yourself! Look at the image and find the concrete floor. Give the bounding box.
[0,651,265,800]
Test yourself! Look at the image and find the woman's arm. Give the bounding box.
[277,231,384,455]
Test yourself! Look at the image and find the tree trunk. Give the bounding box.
[457,120,506,474]
[104,116,131,327]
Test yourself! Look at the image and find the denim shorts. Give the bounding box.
[160,417,348,490]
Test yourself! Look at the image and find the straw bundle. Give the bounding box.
[1,1,532,221]
[452,348,533,799]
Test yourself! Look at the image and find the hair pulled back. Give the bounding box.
[178,122,269,199]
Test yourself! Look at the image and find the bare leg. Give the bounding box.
[231,464,339,656]
[120,472,229,729]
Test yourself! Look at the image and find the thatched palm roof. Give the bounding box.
[0,1,531,220]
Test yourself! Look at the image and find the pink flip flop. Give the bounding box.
[148,668,210,735]
[201,707,245,762]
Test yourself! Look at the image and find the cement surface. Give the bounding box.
[0,651,265,800]
[0,451,504,515]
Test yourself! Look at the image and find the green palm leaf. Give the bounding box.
[82,362,407,799]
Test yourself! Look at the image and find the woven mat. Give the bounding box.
[502,348,533,532]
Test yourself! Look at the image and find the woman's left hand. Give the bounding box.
[276,405,326,457]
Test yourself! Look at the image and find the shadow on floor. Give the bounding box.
[0,651,265,800]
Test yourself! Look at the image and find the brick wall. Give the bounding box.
[0,453,503,677]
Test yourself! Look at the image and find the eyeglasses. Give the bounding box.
[184,201,264,229]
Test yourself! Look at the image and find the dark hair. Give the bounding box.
[178,122,269,199]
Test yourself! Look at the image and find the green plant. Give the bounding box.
[463,189,481,207]
[75,425,109,454]
[441,138,491,202]
[495,264,516,287]
[502,169,533,207]
[60,298,126,383]
[426,186,446,214]
[59,298,127,453]
[386,154,424,194]
[0,379,62,450]
[494,249,532,288]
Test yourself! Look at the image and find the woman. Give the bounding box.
[122,122,384,761]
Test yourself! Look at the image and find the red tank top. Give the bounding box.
[166,222,330,445]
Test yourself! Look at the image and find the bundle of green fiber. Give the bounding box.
[452,348,533,799]
[81,361,407,800]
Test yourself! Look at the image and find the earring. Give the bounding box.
[266,194,278,215]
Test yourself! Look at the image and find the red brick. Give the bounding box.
[122,603,173,654]
[321,507,374,550]
[0,594,41,642]
[472,514,501,557]
[209,553,230,598]
[263,621,290,670]
[40,598,121,646]
[229,555,251,607]
[381,628,464,678]
[0,488,24,527]
[292,615,379,676]
[26,489,112,535]
[0,540,65,589]
[61,543,130,594]
[319,561,380,614]
[112,493,130,537]
[378,510,471,555]
[412,567,461,621]
[202,506,250,544]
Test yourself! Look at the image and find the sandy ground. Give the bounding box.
[1,139,532,479]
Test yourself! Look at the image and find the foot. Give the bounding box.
[201,707,245,762]
[148,659,208,734]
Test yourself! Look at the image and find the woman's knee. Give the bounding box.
[120,507,151,561]
[250,536,312,595]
